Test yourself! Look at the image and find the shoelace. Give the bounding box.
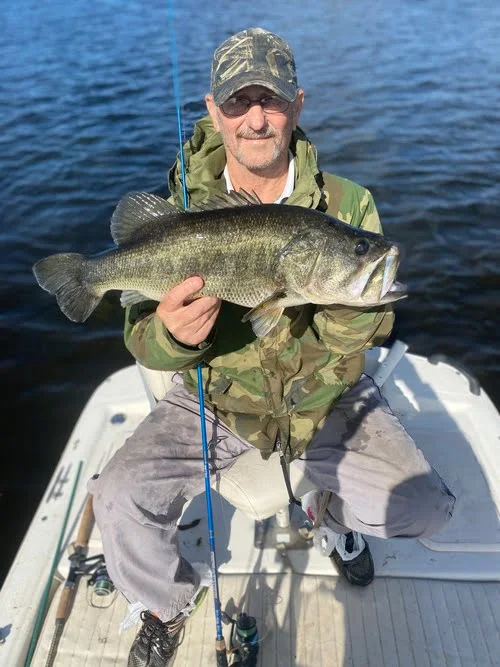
[138,611,184,656]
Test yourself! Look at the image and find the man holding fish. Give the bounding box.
[35,28,455,667]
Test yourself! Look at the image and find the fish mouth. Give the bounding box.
[362,248,407,304]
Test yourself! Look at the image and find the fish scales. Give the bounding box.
[91,205,309,306]
[32,190,407,336]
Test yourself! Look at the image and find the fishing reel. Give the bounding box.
[222,611,259,666]
[79,553,117,607]
[86,555,115,597]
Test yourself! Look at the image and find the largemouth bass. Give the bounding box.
[33,190,406,337]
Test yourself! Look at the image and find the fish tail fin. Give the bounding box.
[33,253,102,322]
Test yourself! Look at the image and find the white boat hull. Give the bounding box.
[1,345,499,665]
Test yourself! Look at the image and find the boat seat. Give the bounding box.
[136,363,316,521]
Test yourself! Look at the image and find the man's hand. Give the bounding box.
[156,277,221,347]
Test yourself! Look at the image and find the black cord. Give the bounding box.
[279,450,301,507]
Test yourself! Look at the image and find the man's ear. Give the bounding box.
[292,89,304,130]
[205,94,220,132]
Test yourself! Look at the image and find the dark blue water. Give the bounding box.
[1,0,499,584]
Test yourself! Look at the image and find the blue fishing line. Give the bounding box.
[167,0,188,210]
[167,0,225,648]
[196,365,224,643]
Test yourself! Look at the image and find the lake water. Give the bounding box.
[1,0,499,584]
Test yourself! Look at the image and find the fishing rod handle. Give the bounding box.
[215,638,229,667]
[55,584,75,623]
[75,494,94,549]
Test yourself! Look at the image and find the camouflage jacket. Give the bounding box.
[124,115,394,461]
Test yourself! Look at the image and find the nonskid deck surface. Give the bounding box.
[3,347,500,666]
[32,569,500,667]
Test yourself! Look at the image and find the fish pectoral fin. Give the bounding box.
[241,291,287,337]
[111,192,181,246]
[189,189,262,212]
[120,290,153,308]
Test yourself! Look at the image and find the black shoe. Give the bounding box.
[127,610,186,667]
[127,587,208,667]
[329,532,374,587]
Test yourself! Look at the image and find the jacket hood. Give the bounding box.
[168,114,326,210]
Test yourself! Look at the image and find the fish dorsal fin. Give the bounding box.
[189,189,262,212]
[111,192,182,245]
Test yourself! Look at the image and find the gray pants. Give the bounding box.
[88,375,455,622]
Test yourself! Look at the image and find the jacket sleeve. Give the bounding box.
[312,189,395,356]
[123,300,214,371]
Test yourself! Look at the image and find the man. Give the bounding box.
[89,28,455,667]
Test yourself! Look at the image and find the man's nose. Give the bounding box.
[244,103,267,131]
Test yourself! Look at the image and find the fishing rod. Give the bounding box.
[167,2,228,664]
[44,493,95,667]
[24,461,83,667]
[196,371,228,665]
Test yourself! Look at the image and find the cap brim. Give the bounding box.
[213,70,297,106]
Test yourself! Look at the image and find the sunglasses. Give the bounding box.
[220,95,290,117]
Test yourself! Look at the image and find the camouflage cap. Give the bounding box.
[211,28,298,106]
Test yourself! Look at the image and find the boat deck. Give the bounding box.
[2,346,500,666]
[32,571,500,666]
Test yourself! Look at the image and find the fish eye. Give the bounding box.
[355,239,370,256]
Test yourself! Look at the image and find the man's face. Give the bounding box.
[206,85,304,174]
